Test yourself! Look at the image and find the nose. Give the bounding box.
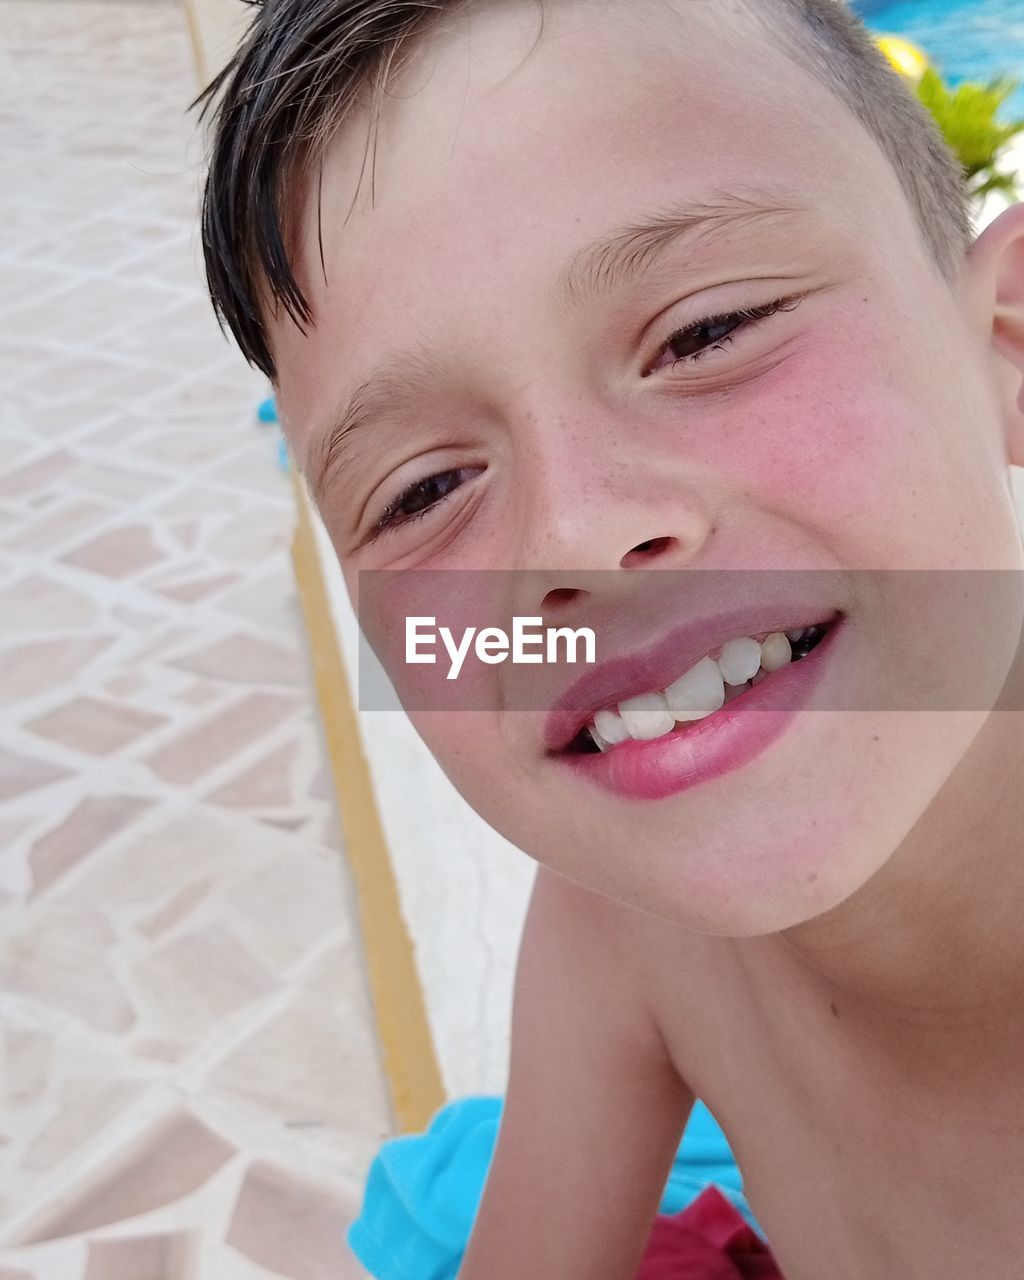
[537,535,681,608]
[619,536,679,570]
[508,421,716,615]
[537,534,705,618]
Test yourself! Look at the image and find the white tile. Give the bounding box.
[0,4,392,1273]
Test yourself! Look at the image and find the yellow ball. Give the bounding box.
[875,34,931,82]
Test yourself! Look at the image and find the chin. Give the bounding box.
[517,790,910,940]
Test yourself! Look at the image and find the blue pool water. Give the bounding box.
[852,0,1024,116]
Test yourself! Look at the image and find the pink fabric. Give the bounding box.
[635,1188,784,1279]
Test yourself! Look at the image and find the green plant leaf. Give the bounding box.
[912,67,1024,203]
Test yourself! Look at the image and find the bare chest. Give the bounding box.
[636,931,1024,1279]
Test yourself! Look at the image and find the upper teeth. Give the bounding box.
[589,630,808,750]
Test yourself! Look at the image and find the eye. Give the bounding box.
[373,466,482,537]
[646,294,802,377]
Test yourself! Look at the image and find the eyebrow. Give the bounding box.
[308,187,808,503]
[308,344,454,505]
[554,188,807,312]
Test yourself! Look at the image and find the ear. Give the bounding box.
[963,202,1024,467]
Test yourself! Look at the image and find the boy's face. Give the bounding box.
[272,0,1024,934]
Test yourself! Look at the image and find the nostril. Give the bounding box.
[621,536,675,567]
[541,587,582,610]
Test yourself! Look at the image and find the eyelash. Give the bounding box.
[373,468,479,538]
[372,294,802,538]
[651,294,802,372]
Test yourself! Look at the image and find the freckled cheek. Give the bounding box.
[702,348,934,540]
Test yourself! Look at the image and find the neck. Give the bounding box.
[776,683,1024,1102]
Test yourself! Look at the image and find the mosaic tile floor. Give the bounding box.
[0,2,392,1276]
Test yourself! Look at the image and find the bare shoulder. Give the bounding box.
[529,862,710,981]
[526,862,661,968]
[524,865,702,1049]
[525,865,734,1079]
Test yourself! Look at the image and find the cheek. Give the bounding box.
[701,333,997,568]
[354,570,507,712]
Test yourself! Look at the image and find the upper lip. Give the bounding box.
[544,601,841,753]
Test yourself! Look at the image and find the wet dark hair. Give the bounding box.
[191,0,973,381]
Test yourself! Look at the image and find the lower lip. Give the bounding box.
[559,619,844,801]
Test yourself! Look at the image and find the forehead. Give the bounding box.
[272,0,918,452]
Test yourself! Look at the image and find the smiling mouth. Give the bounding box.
[562,620,835,755]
